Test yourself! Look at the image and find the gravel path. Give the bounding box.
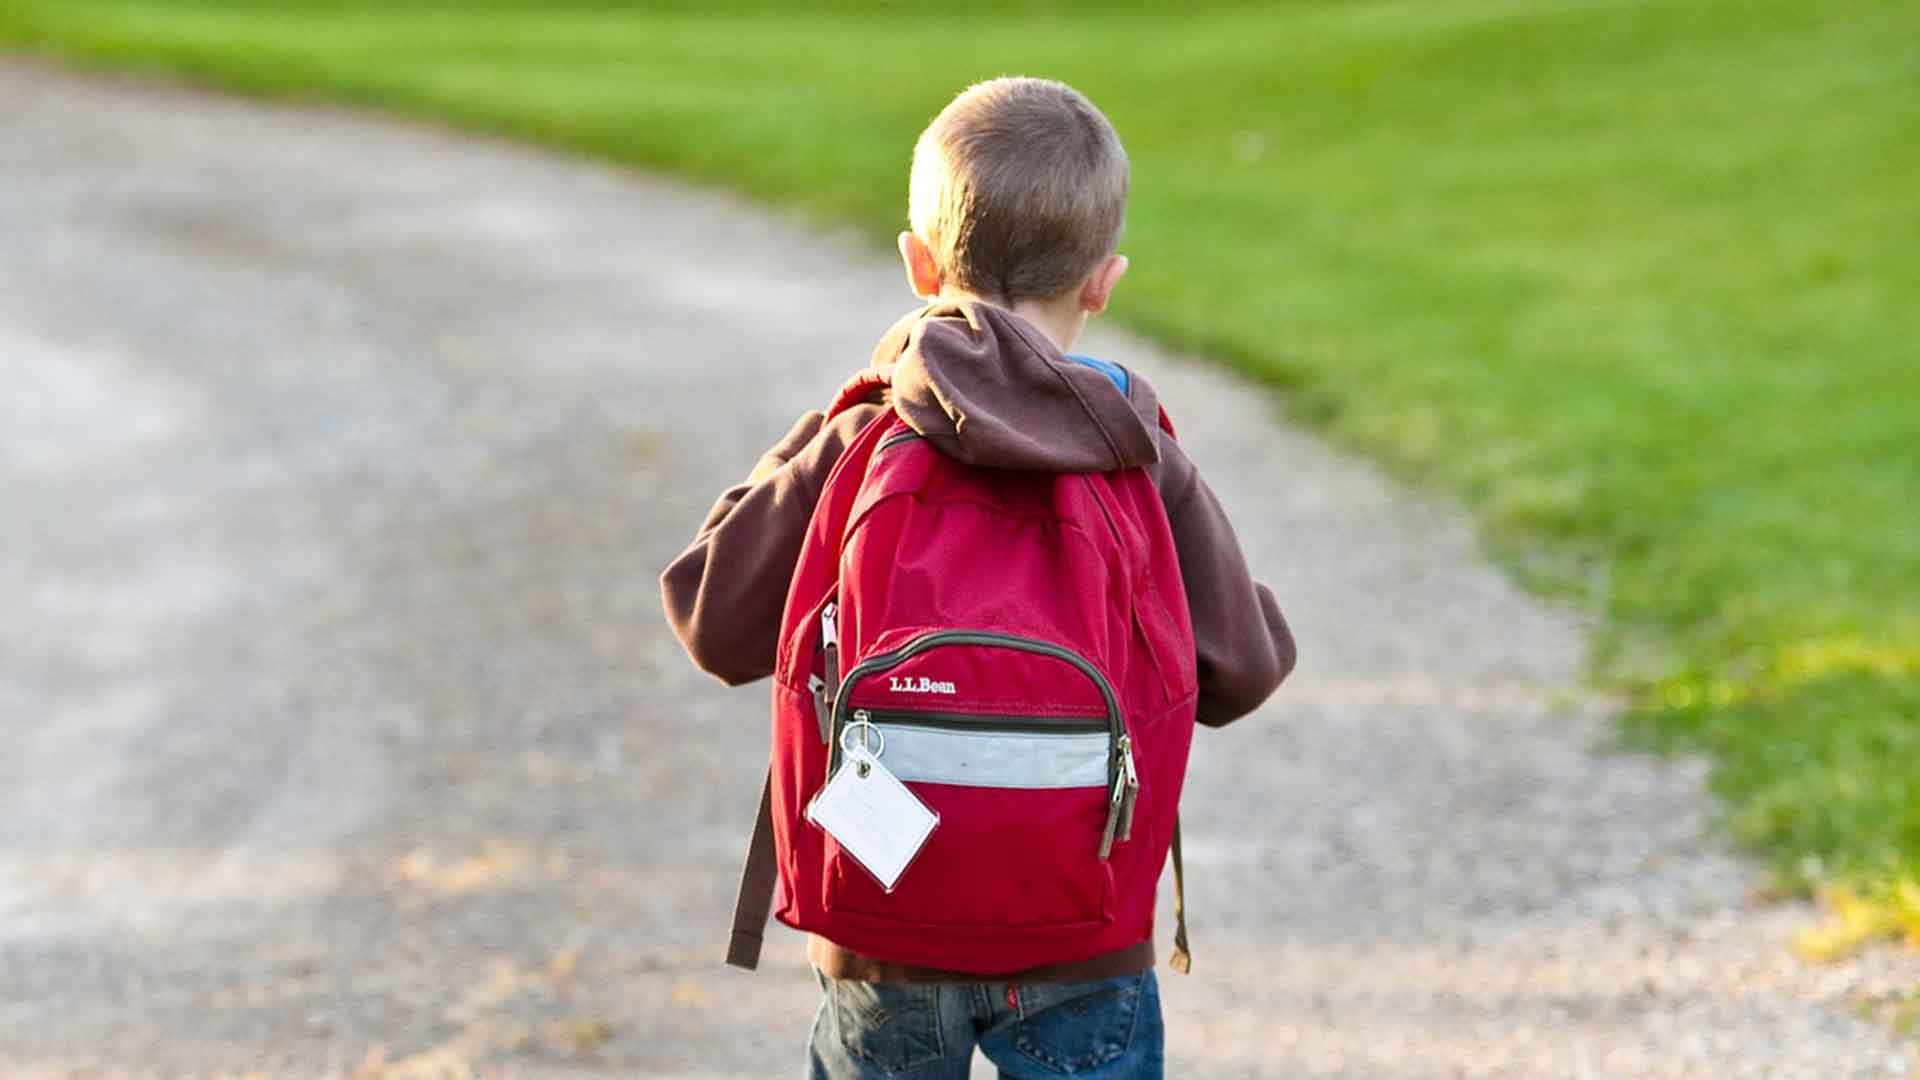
[2,59,1915,1078]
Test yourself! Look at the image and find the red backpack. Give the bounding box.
[726,368,1199,975]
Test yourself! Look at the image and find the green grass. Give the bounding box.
[6,0,1917,942]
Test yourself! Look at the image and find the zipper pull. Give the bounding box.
[1117,736,1140,842]
[818,601,840,743]
[1099,782,1123,859]
[808,674,830,743]
[1100,734,1131,859]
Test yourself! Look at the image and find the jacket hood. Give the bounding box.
[868,302,1162,472]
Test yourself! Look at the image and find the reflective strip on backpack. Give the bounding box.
[871,722,1108,790]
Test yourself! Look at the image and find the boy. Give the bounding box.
[662,77,1294,1079]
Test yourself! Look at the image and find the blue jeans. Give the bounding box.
[806,968,1164,1079]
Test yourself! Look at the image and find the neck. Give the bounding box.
[940,290,1084,353]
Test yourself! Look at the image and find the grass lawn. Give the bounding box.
[5,0,1916,947]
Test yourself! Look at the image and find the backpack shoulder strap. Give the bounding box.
[728,379,895,972]
[726,770,779,970]
[1170,814,1192,973]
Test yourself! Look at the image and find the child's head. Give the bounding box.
[900,77,1130,339]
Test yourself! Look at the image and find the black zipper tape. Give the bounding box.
[860,708,1108,736]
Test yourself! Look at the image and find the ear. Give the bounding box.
[1077,254,1129,314]
[897,231,943,299]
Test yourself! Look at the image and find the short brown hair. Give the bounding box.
[909,77,1129,304]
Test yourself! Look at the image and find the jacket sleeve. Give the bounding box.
[1158,440,1297,727]
[659,404,884,686]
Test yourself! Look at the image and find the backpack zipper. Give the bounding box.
[855,708,1107,736]
[828,629,1135,857]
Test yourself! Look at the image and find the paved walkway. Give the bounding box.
[2,59,1914,1078]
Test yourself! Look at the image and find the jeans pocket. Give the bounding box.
[830,979,944,1074]
[1011,972,1147,1074]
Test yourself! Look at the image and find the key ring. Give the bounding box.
[840,720,884,775]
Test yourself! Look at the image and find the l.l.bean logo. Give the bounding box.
[887,675,957,695]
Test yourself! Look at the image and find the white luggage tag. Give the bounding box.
[806,719,939,892]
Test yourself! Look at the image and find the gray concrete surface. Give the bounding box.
[2,59,1915,1078]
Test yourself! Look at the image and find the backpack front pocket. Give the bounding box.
[821,712,1116,928]
[817,632,1135,930]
